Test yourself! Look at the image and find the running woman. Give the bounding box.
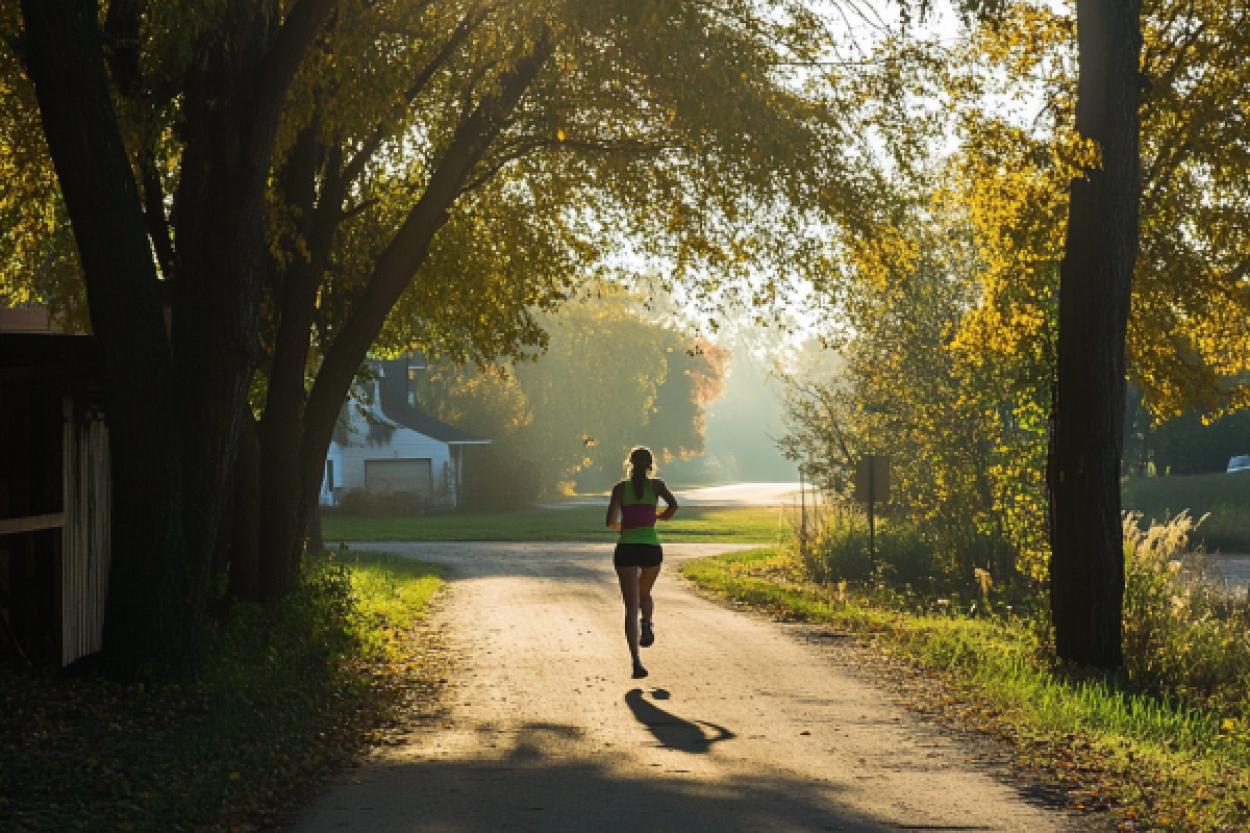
[606,446,679,679]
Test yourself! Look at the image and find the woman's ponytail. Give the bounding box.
[628,446,654,499]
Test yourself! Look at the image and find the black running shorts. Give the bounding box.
[613,543,663,568]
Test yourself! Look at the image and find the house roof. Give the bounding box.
[0,333,102,386]
[376,359,490,445]
[377,395,490,444]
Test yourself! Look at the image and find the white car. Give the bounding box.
[1228,455,1250,474]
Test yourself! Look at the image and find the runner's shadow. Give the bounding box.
[625,688,735,754]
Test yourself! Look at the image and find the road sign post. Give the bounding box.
[853,455,890,572]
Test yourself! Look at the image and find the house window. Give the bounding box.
[325,460,335,491]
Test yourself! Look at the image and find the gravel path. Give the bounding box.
[290,541,1086,833]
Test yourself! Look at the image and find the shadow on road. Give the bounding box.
[293,721,916,833]
[624,688,735,754]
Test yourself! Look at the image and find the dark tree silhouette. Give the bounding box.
[20,0,336,677]
[1048,0,1143,669]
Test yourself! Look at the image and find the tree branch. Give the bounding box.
[458,135,687,195]
[102,0,142,98]
[252,0,340,147]
[140,146,176,280]
[340,4,490,188]
[20,0,167,351]
[302,32,553,476]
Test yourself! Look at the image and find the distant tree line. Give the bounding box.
[412,294,727,505]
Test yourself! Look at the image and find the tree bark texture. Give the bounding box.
[1048,0,1143,669]
[166,4,276,660]
[21,0,189,678]
[227,419,262,601]
[20,0,337,676]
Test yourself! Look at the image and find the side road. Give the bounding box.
[290,542,1092,832]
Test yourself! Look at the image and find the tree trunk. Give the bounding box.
[255,129,337,602]
[166,6,279,639]
[307,498,325,557]
[228,418,262,601]
[21,0,336,676]
[21,0,189,679]
[1048,0,1143,669]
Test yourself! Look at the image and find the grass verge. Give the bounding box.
[683,547,1250,833]
[0,551,444,833]
[1123,474,1250,552]
[323,504,794,544]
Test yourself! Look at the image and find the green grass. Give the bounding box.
[323,504,795,544]
[1123,473,1250,552]
[684,547,1250,833]
[346,550,443,655]
[0,552,443,833]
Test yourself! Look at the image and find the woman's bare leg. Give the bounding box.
[616,565,642,662]
[639,564,661,624]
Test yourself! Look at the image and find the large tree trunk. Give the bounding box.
[167,5,281,640]
[228,418,262,601]
[21,0,337,677]
[21,0,189,679]
[254,129,338,602]
[307,498,325,557]
[1048,0,1143,669]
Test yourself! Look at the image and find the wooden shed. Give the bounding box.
[0,326,111,667]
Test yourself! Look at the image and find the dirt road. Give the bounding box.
[291,542,1084,833]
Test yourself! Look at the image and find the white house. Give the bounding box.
[320,356,489,509]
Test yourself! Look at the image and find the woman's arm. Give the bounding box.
[605,482,623,530]
[654,479,679,521]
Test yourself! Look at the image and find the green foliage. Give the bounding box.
[1149,410,1250,476]
[4,0,861,362]
[206,558,362,690]
[1122,513,1250,711]
[782,0,1250,590]
[799,514,945,592]
[415,292,727,502]
[0,552,442,832]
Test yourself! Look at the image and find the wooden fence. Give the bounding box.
[60,402,111,666]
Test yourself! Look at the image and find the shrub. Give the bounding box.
[1122,511,1250,711]
[1,552,439,833]
[460,453,535,509]
[799,513,945,592]
[337,488,434,516]
[205,557,364,697]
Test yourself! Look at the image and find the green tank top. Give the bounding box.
[618,478,660,546]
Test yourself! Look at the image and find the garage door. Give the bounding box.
[364,458,433,495]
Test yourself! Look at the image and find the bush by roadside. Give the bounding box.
[1121,512,1250,714]
[335,488,439,516]
[0,551,444,833]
